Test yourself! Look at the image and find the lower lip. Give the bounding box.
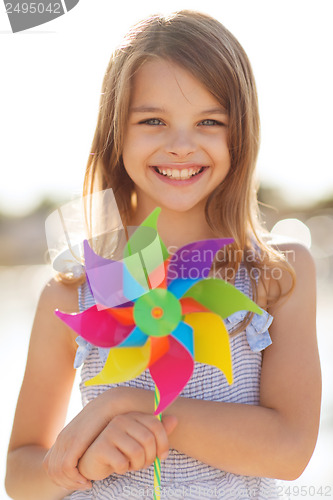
[150,167,208,185]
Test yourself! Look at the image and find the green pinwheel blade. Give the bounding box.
[139,207,169,261]
[183,278,262,318]
[123,208,169,289]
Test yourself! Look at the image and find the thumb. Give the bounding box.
[162,415,178,435]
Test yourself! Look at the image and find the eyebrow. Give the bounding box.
[130,105,228,115]
[200,107,228,116]
[130,106,166,113]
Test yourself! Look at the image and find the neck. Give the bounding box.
[128,200,218,250]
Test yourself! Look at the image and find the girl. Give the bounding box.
[6,10,321,500]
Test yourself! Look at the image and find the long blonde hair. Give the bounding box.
[79,10,295,309]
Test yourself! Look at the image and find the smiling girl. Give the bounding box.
[6,10,321,500]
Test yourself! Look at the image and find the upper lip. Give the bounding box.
[150,163,207,170]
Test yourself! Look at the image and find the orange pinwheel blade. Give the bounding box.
[107,306,135,325]
[149,336,170,366]
[180,297,210,315]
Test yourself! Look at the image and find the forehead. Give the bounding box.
[130,59,224,112]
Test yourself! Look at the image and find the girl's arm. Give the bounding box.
[77,242,320,481]
[5,279,92,500]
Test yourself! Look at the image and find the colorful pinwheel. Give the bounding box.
[55,208,262,415]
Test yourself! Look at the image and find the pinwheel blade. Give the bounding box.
[167,278,201,299]
[148,258,170,290]
[85,341,151,386]
[84,239,130,308]
[118,326,149,347]
[55,306,133,347]
[149,336,170,366]
[140,207,169,261]
[179,297,210,315]
[171,321,194,356]
[183,278,262,318]
[123,208,168,291]
[123,259,149,300]
[184,312,233,384]
[167,238,233,284]
[107,306,135,325]
[149,333,194,415]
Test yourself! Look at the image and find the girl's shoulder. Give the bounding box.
[266,238,315,309]
[251,233,315,310]
[40,276,81,313]
[270,239,314,268]
[38,276,82,350]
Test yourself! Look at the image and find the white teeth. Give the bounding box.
[154,166,204,180]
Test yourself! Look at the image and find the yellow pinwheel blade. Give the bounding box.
[85,341,151,386]
[184,313,233,385]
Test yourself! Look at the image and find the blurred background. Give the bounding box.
[1,1,332,498]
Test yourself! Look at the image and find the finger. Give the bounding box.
[128,413,170,462]
[84,439,130,477]
[107,421,148,471]
[122,420,157,469]
[162,415,178,435]
[59,458,92,489]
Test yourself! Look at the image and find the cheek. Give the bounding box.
[205,135,230,163]
[123,130,160,160]
[122,133,139,170]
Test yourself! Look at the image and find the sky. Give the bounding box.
[0,0,333,215]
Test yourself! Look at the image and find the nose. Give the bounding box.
[165,129,196,158]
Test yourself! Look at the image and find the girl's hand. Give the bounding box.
[43,387,176,489]
[43,389,120,491]
[78,412,178,481]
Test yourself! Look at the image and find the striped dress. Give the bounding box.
[66,266,284,500]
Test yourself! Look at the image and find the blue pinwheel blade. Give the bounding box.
[123,258,149,301]
[167,277,201,299]
[118,326,149,347]
[171,321,194,356]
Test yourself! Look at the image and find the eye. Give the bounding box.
[199,119,225,126]
[139,118,164,126]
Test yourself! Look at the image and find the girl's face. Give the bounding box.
[122,59,230,215]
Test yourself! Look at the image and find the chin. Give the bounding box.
[158,199,206,214]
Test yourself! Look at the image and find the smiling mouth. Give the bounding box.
[152,166,207,180]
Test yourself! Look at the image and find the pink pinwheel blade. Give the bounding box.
[149,334,194,414]
[55,306,134,347]
[167,238,233,284]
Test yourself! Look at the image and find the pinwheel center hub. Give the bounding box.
[151,306,164,318]
[133,288,181,337]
